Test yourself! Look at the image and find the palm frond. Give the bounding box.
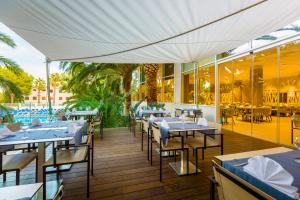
[0,56,22,74]
[0,33,16,48]
[0,75,23,101]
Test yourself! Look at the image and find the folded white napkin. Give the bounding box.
[197,117,208,126]
[160,119,169,128]
[243,156,299,198]
[31,118,41,126]
[68,123,79,135]
[149,114,156,121]
[0,127,14,139]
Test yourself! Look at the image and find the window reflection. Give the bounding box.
[197,65,215,105]
[182,71,195,104]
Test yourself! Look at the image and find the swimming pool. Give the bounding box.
[13,115,56,125]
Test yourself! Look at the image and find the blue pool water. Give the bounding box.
[13,115,56,125]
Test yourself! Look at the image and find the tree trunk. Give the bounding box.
[53,86,56,106]
[144,64,159,104]
[10,94,14,103]
[123,75,132,113]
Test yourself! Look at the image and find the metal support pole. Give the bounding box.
[45,58,52,115]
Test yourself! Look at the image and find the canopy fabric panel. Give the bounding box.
[0,0,300,63]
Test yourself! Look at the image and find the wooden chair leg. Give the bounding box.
[202,148,205,160]
[160,149,162,182]
[35,156,38,183]
[16,170,20,185]
[174,150,176,162]
[195,149,199,175]
[150,136,153,166]
[87,159,90,198]
[141,131,144,151]
[186,149,189,175]
[147,131,150,161]
[91,148,94,176]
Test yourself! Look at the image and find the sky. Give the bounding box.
[0,22,62,79]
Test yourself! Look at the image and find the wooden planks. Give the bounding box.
[0,127,280,199]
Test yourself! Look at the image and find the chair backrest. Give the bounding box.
[7,122,22,132]
[152,124,161,143]
[292,114,300,128]
[207,122,222,144]
[212,160,273,200]
[175,109,182,117]
[142,119,149,132]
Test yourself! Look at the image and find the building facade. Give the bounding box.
[132,20,300,147]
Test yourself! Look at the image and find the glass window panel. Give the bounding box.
[219,61,233,130]
[197,65,215,105]
[279,40,300,146]
[182,71,195,104]
[232,55,252,136]
[252,48,278,143]
[163,77,174,102]
[163,63,174,77]
[157,65,163,102]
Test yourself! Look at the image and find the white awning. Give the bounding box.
[0,0,300,63]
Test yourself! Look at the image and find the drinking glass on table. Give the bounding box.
[294,136,300,162]
[21,125,29,139]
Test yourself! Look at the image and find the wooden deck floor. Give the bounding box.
[1,127,280,199]
[63,127,279,200]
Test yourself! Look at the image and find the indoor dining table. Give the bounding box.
[0,121,84,182]
[154,122,217,176]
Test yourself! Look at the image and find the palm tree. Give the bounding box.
[143,64,159,104]
[50,73,61,105]
[60,62,139,112]
[33,78,46,104]
[0,32,23,105]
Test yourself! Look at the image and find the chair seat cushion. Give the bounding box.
[44,147,88,167]
[162,140,187,150]
[3,152,37,171]
[186,136,219,148]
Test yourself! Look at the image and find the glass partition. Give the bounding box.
[182,71,195,104]
[252,48,278,142]
[279,40,300,145]
[231,55,252,136]
[197,65,215,105]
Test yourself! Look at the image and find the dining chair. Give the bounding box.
[42,133,92,199]
[0,145,38,185]
[186,123,223,175]
[291,114,300,144]
[53,185,64,200]
[210,160,273,200]
[151,124,189,181]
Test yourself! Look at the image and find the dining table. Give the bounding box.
[67,110,98,120]
[144,117,184,158]
[0,120,85,182]
[0,183,42,200]
[138,109,166,117]
[154,121,217,176]
[214,147,299,200]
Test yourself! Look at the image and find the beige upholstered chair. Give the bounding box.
[0,146,38,185]
[210,160,274,200]
[43,133,93,199]
[186,122,223,174]
[151,124,189,181]
[291,114,300,144]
